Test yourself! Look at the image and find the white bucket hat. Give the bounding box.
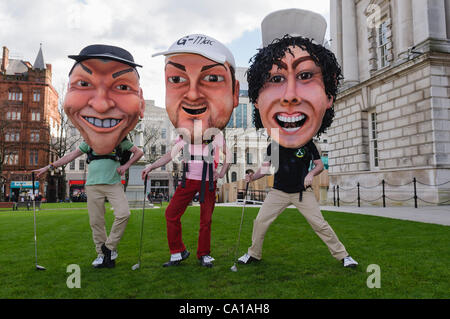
[152,34,236,68]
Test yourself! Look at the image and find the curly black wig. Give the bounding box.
[247,35,343,137]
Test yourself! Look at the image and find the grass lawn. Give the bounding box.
[0,202,448,299]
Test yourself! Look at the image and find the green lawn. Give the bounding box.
[0,202,448,299]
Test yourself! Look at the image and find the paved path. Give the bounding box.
[216,202,450,226]
[320,205,450,226]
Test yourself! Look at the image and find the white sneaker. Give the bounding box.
[92,254,104,267]
[343,256,358,268]
[237,253,258,264]
[92,251,117,267]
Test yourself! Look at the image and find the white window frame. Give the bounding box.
[377,20,389,69]
[368,111,379,169]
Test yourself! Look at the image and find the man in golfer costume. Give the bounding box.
[238,9,359,268]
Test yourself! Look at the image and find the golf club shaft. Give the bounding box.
[137,175,148,265]
[233,182,249,261]
[32,172,39,266]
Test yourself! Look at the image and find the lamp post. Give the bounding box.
[172,170,178,193]
[50,166,62,203]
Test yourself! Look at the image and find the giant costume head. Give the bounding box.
[248,9,342,149]
[64,44,145,155]
[153,34,239,143]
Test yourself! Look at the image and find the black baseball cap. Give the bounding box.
[68,44,142,68]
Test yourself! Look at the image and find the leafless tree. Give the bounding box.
[49,83,82,200]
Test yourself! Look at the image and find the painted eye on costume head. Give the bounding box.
[116,84,131,91]
[168,76,187,84]
[202,74,224,82]
[297,72,313,80]
[268,75,285,83]
[76,80,91,87]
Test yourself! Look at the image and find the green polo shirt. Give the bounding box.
[79,140,133,186]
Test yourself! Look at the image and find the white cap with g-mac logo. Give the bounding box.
[152,34,236,68]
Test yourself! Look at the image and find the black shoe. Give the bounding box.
[237,253,259,264]
[199,255,214,268]
[163,250,190,267]
[101,244,115,268]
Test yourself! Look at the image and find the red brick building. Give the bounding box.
[0,45,59,201]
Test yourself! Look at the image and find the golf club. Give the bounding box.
[32,172,46,271]
[230,181,250,272]
[132,174,148,270]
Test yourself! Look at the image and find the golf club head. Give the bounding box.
[36,265,46,271]
[230,264,238,272]
[131,263,140,270]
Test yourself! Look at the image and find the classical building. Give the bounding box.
[328,0,450,206]
[142,100,176,199]
[224,67,268,182]
[0,45,59,201]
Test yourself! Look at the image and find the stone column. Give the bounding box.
[330,0,343,68]
[446,0,450,38]
[342,0,360,85]
[396,0,413,56]
[412,0,448,45]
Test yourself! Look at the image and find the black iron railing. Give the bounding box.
[333,178,450,208]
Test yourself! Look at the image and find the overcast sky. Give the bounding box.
[0,0,330,108]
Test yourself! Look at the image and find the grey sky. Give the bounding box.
[0,0,330,107]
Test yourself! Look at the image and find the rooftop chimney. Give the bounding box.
[1,46,9,73]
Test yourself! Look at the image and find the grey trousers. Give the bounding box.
[248,188,348,261]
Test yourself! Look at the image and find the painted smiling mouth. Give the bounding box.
[275,113,307,132]
[182,106,207,115]
[83,116,122,128]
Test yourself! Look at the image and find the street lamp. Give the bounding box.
[50,166,62,202]
[172,170,179,193]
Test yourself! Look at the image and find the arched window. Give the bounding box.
[231,172,237,182]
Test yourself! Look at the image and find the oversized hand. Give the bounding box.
[141,165,153,180]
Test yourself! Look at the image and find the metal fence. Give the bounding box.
[333,178,450,208]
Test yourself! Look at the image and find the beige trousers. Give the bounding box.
[248,188,348,261]
[86,183,131,254]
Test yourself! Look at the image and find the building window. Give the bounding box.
[5,131,19,142]
[226,116,234,128]
[29,150,39,165]
[161,145,166,155]
[69,161,75,170]
[231,172,237,182]
[151,145,156,155]
[369,111,379,168]
[377,20,389,68]
[6,111,21,120]
[33,90,41,102]
[79,159,85,171]
[246,148,252,164]
[366,1,392,72]
[236,104,243,128]
[30,131,40,142]
[8,89,22,101]
[4,152,19,165]
[243,104,247,129]
[161,128,167,139]
[31,112,41,121]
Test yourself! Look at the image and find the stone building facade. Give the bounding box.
[328,0,450,206]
